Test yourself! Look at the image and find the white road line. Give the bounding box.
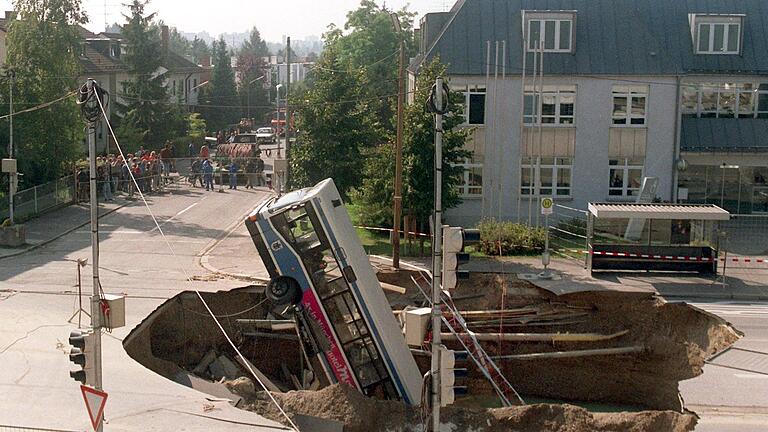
[149,202,199,232]
[734,374,768,379]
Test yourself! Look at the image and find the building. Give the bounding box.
[411,0,768,226]
[0,15,202,152]
[265,55,314,86]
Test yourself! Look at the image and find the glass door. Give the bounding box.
[753,186,768,213]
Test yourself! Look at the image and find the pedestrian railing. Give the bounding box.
[720,214,768,268]
[0,175,76,223]
[548,204,589,266]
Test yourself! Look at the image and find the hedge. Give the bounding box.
[477,218,546,256]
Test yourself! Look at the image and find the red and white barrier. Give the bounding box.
[558,248,767,264]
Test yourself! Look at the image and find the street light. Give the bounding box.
[389,12,406,268]
[247,74,265,123]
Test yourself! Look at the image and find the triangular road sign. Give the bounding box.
[80,385,108,430]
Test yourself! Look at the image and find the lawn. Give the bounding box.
[345,203,432,258]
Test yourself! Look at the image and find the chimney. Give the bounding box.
[161,25,169,56]
[200,55,211,68]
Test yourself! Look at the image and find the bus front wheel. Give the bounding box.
[266,276,302,306]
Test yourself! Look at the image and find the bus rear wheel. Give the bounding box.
[266,276,302,306]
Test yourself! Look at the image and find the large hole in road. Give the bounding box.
[123,271,740,432]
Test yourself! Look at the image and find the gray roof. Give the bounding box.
[681,117,768,152]
[416,0,768,76]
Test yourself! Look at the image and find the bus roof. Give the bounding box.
[252,179,333,217]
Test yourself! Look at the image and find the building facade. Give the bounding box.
[411,0,768,226]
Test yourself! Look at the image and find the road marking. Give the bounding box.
[734,373,768,379]
[149,202,199,233]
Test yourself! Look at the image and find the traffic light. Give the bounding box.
[68,330,96,385]
[442,227,481,290]
[438,345,468,407]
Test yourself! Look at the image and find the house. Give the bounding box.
[0,14,202,152]
[411,0,768,226]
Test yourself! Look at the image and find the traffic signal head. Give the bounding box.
[442,226,479,290]
[68,330,95,385]
[438,345,468,406]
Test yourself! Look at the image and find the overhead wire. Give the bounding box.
[0,90,78,121]
[91,88,301,432]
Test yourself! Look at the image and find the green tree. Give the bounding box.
[289,44,379,198]
[3,0,88,187]
[190,36,210,63]
[186,112,206,139]
[237,27,270,124]
[357,58,470,228]
[117,0,176,149]
[199,37,239,131]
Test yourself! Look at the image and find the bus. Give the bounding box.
[244,179,423,405]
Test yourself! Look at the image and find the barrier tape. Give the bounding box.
[354,225,432,238]
[557,248,767,264]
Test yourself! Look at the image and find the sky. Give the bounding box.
[0,0,452,41]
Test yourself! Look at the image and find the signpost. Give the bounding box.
[80,385,108,431]
[540,197,554,278]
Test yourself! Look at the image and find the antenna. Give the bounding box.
[104,0,107,32]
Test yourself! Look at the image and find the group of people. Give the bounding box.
[188,156,265,191]
[75,143,177,203]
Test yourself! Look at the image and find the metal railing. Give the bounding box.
[0,175,75,222]
[720,214,768,268]
[548,204,589,266]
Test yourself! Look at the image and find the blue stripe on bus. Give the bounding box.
[312,200,413,405]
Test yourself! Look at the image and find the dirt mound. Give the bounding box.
[250,384,697,432]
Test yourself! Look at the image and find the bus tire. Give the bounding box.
[266,276,302,306]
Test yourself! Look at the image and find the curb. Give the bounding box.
[196,193,275,283]
[0,200,133,261]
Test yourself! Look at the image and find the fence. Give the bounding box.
[548,204,589,266]
[0,175,76,223]
[720,214,768,269]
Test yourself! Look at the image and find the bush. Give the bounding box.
[477,218,546,256]
[556,217,587,236]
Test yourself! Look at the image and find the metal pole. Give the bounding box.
[8,70,14,225]
[87,114,104,432]
[431,76,444,432]
[392,40,405,269]
[284,36,291,190]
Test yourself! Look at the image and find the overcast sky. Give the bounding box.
[0,0,451,41]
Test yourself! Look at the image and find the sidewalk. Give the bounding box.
[202,225,768,300]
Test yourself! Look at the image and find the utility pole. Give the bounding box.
[391,12,405,269]
[284,37,291,190]
[8,69,15,225]
[78,79,106,431]
[429,77,447,432]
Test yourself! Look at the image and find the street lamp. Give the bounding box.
[389,12,406,268]
[6,68,15,225]
[247,74,265,124]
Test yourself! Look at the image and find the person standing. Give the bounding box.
[256,157,265,187]
[228,160,239,190]
[244,158,254,189]
[202,159,214,191]
[160,143,172,178]
[99,157,113,202]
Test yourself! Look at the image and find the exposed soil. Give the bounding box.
[244,384,698,432]
[123,263,740,432]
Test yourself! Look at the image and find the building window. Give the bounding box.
[451,84,486,125]
[110,44,120,58]
[681,82,763,118]
[609,158,644,197]
[697,22,740,54]
[455,157,483,196]
[527,18,573,52]
[524,85,576,125]
[520,157,572,197]
[172,80,176,96]
[612,86,647,126]
[193,79,198,93]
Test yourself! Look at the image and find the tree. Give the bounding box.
[199,37,239,131]
[190,36,211,63]
[117,0,177,149]
[356,58,470,228]
[289,44,379,198]
[237,27,270,123]
[3,0,88,186]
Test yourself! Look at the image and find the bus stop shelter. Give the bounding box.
[586,203,730,274]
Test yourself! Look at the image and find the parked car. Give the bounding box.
[227,134,259,144]
[255,127,276,144]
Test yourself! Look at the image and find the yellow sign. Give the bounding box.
[541,197,554,215]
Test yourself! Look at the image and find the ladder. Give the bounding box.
[410,272,525,406]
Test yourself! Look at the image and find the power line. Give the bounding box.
[0,90,77,121]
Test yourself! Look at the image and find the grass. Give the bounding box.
[346,203,432,258]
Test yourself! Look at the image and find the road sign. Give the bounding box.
[540,197,554,215]
[80,385,107,431]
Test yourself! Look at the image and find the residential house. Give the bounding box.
[0,15,202,152]
[411,0,768,226]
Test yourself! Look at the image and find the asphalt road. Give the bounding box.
[676,299,768,431]
[0,183,281,431]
